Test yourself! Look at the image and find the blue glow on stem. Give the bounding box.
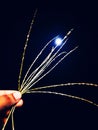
[55,37,62,46]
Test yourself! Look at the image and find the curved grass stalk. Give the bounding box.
[29,82,98,91]
[18,9,37,90]
[27,90,98,107]
[2,106,15,130]
[11,107,15,130]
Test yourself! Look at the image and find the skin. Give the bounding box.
[0,90,23,124]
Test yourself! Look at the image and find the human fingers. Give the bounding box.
[2,99,23,125]
[0,91,22,110]
[15,99,23,107]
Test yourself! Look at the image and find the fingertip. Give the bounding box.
[13,92,22,100]
[15,99,23,107]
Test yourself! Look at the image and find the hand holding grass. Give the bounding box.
[0,90,23,110]
[0,90,23,126]
[1,10,98,130]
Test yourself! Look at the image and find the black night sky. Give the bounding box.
[0,0,98,130]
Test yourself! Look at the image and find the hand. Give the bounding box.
[0,90,23,110]
[0,90,23,125]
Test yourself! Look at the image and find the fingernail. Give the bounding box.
[13,92,22,100]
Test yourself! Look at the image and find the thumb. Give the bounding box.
[0,91,22,110]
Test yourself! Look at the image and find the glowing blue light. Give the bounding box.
[55,37,62,46]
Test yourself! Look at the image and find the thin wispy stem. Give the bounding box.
[29,82,98,91]
[2,107,15,130]
[18,9,37,90]
[27,90,98,107]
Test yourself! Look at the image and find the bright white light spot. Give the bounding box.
[55,37,62,46]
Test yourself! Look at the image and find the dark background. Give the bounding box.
[0,0,98,129]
